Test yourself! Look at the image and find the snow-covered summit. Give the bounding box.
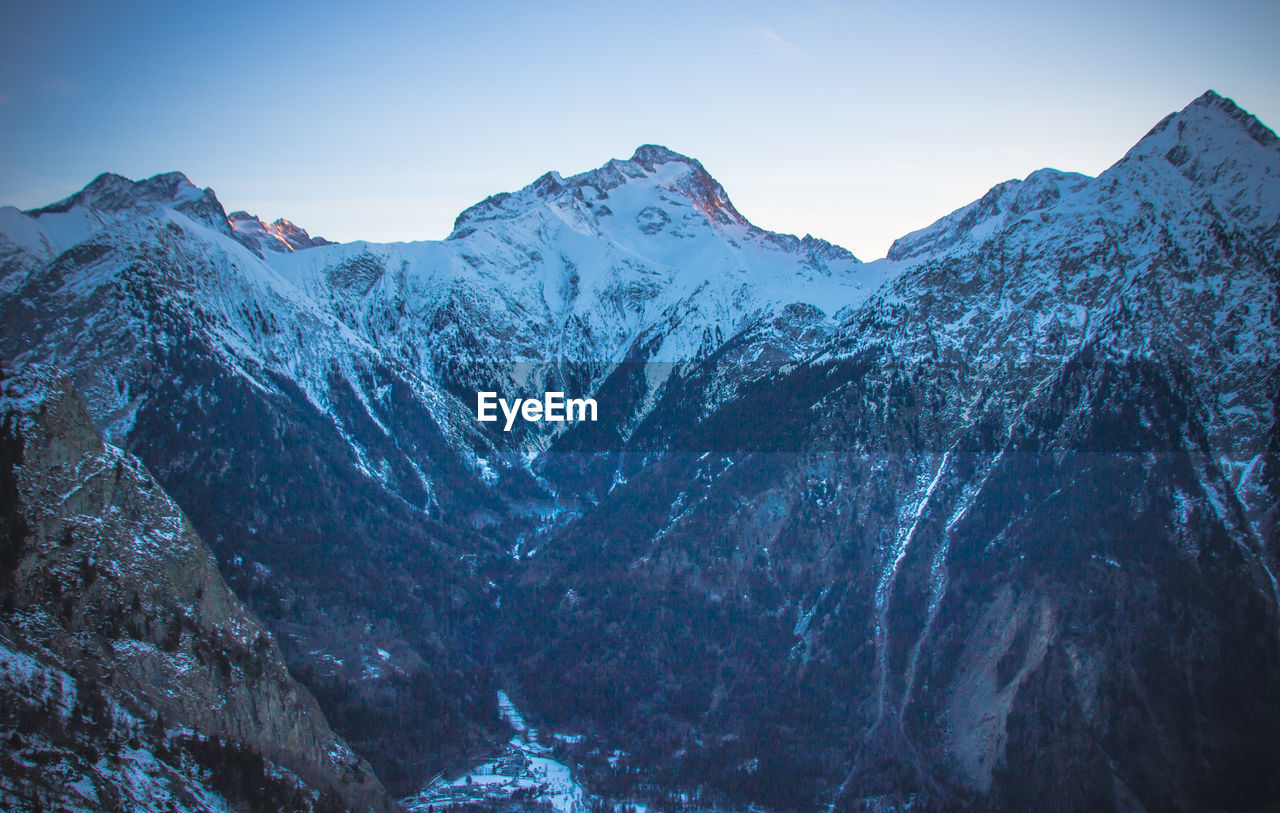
[27,170,233,236]
[452,144,771,240]
[256,141,891,384]
[229,210,331,254]
[1119,89,1280,241]
[887,90,1279,263]
[18,171,330,259]
[28,170,204,215]
[861,89,1280,462]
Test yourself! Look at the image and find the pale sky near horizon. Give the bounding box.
[1,1,1277,260]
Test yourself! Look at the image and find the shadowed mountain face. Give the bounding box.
[2,91,1278,810]
[0,365,392,812]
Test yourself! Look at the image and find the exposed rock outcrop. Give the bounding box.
[0,364,393,812]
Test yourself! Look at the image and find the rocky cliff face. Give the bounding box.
[0,364,391,812]
[1,91,1278,811]
[228,210,331,255]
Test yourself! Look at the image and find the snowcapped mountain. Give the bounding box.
[870,89,1280,460]
[264,144,894,385]
[228,210,331,255]
[1,90,1278,811]
[0,140,903,795]
[501,90,1280,810]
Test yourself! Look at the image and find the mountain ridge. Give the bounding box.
[19,89,1272,264]
[2,89,1277,810]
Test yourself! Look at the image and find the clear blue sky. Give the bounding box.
[2,0,1277,259]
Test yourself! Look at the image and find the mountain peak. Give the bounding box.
[450,144,750,237]
[26,170,233,236]
[628,144,701,170]
[1121,90,1280,238]
[228,210,329,254]
[1189,89,1278,149]
[1135,89,1278,153]
[30,171,201,215]
[889,91,1280,261]
[1190,88,1246,117]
